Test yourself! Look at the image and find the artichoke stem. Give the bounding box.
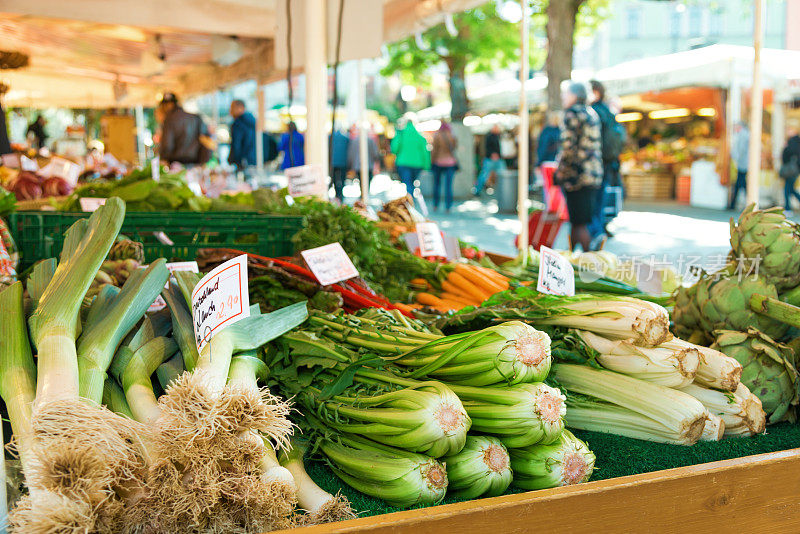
[750,294,800,329]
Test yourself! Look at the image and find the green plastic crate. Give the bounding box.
[9,211,303,269]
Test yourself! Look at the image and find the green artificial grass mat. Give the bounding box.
[304,422,800,518]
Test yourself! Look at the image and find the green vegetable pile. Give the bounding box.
[0,185,15,217]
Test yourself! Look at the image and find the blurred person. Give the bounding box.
[26,115,48,150]
[537,112,561,166]
[430,121,459,212]
[159,93,211,165]
[347,125,380,192]
[0,101,11,155]
[728,121,750,210]
[588,80,625,243]
[330,128,350,202]
[554,82,602,252]
[391,117,430,194]
[227,99,256,170]
[780,129,800,214]
[279,122,305,170]
[500,128,517,167]
[474,124,504,195]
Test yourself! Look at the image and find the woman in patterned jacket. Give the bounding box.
[554,82,603,251]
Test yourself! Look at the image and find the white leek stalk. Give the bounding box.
[662,338,742,391]
[577,330,698,388]
[122,336,179,426]
[509,430,595,490]
[678,383,766,436]
[443,435,512,499]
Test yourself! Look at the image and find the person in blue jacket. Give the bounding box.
[279,122,305,170]
[330,129,350,202]
[537,113,561,166]
[227,100,256,170]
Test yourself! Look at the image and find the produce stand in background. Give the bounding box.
[8,211,302,269]
[622,169,675,201]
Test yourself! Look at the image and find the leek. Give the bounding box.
[319,433,448,508]
[509,430,595,490]
[678,383,766,436]
[108,312,172,385]
[553,364,708,445]
[161,283,199,372]
[122,336,179,426]
[102,378,134,419]
[443,435,512,499]
[662,338,742,392]
[155,352,185,390]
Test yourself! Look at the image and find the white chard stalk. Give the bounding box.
[700,413,725,441]
[678,383,766,436]
[662,338,742,391]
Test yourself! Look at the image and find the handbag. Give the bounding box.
[779,156,799,180]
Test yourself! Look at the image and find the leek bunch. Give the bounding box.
[310,310,552,386]
[443,436,512,499]
[439,287,672,348]
[553,364,709,445]
[509,430,595,490]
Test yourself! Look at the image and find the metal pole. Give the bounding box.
[134,105,146,165]
[517,0,530,259]
[358,60,369,202]
[305,0,329,171]
[256,85,266,177]
[746,0,764,207]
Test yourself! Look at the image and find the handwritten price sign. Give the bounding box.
[191,255,250,353]
[285,164,327,198]
[301,243,359,286]
[536,246,575,296]
[416,222,447,258]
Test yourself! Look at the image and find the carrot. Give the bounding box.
[441,280,468,298]
[473,265,511,285]
[415,292,445,307]
[410,278,428,286]
[447,272,492,303]
[393,302,416,314]
[441,292,479,307]
[455,264,505,295]
[437,299,466,311]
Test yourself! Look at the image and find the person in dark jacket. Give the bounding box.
[330,129,350,202]
[588,80,622,244]
[537,113,561,165]
[555,82,602,252]
[26,115,48,150]
[159,93,210,165]
[474,124,505,195]
[279,122,305,170]
[781,130,800,213]
[0,102,11,156]
[227,99,256,170]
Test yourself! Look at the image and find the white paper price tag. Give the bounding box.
[151,157,161,182]
[148,261,200,312]
[301,243,359,286]
[285,164,327,198]
[79,197,107,212]
[191,255,250,353]
[536,246,575,296]
[416,222,447,258]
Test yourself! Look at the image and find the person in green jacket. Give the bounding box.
[391,119,430,194]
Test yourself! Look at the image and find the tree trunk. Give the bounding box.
[545,0,583,111]
[446,58,468,122]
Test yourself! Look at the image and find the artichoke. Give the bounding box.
[730,204,800,291]
[672,282,703,341]
[711,328,799,423]
[108,238,145,263]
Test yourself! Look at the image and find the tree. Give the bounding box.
[381,3,520,121]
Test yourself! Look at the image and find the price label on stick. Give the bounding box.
[301,243,359,286]
[79,197,107,212]
[285,164,327,198]
[536,246,575,296]
[191,254,250,353]
[416,222,447,258]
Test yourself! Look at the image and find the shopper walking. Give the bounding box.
[159,93,212,166]
[537,113,561,166]
[588,80,625,244]
[780,130,800,214]
[728,121,750,210]
[391,118,430,194]
[26,115,48,150]
[473,124,505,195]
[279,122,305,170]
[430,121,459,212]
[555,82,603,252]
[347,125,380,192]
[330,128,350,202]
[227,99,256,170]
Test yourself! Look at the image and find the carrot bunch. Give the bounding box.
[414,264,509,313]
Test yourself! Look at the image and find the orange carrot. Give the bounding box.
[447,272,492,303]
[437,299,466,311]
[393,302,416,314]
[441,292,479,307]
[455,264,505,295]
[410,278,428,286]
[473,265,511,286]
[415,292,444,307]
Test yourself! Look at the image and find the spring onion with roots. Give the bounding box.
[678,383,766,437]
[317,432,448,508]
[561,330,699,388]
[278,439,357,525]
[272,331,470,457]
[440,288,672,348]
[309,310,552,386]
[442,435,512,499]
[553,364,709,445]
[508,430,595,490]
[661,338,742,392]
[700,413,725,441]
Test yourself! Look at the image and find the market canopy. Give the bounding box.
[0,0,485,109]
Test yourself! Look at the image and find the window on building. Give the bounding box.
[626,7,642,38]
[709,8,723,36]
[688,6,704,36]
